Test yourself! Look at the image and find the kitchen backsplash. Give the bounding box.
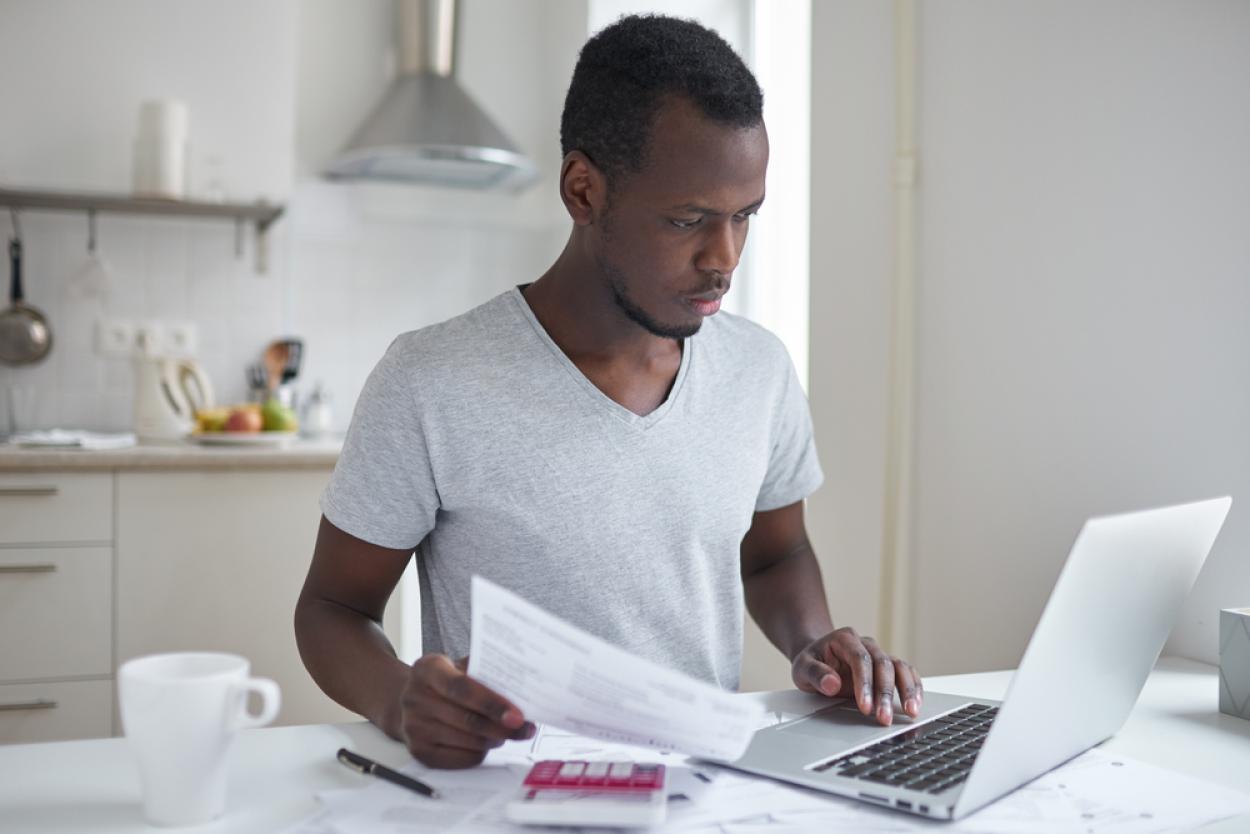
[0,181,566,435]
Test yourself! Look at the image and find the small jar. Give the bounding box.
[301,383,334,438]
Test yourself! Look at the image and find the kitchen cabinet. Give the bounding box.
[0,444,412,744]
[115,469,401,730]
[0,473,114,743]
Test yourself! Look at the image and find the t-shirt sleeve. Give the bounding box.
[755,347,824,512]
[320,339,439,550]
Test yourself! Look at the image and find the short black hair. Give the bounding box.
[560,14,763,186]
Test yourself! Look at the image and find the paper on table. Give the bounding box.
[273,807,341,834]
[951,747,1250,834]
[275,731,1250,834]
[467,576,765,761]
[329,763,523,834]
[526,725,675,763]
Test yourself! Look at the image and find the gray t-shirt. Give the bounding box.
[321,286,823,690]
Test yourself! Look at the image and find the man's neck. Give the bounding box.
[521,244,681,368]
[520,241,685,417]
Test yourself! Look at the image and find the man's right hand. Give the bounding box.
[398,654,536,768]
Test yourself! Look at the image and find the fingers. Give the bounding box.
[792,651,842,697]
[421,694,532,745]
[827,628,876,717]
[428,655,527,733]
[894,657,924,717]
[410,711,503,753]
[401,654,536,768]
[422,744,494,770]
[823,629,919,727]
[861,637,896,726]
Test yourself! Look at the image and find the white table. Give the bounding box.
[1,657,1247,833]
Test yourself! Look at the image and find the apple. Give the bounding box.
[224,407,263,433]
[260,397,299,432]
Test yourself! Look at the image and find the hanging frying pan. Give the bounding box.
[0,216,53,365]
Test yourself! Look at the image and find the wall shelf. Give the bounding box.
[0,187,285,273]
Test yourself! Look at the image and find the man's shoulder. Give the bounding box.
[699,309,792,367]
[385,288,525,371]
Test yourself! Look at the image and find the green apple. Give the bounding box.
[260,397,299,432]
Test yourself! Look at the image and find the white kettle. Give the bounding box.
[133,356,214,442]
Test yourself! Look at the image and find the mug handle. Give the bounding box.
[232,677,281,730]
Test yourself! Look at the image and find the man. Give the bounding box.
[295,14,921,770]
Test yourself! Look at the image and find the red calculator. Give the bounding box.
[505,761,667,828]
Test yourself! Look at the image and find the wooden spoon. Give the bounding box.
[262,341,290,397]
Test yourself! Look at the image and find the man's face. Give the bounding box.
[592,97,769,340]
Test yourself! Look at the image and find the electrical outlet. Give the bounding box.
[133,321,164,357]
[164,322,198,356]
[95,318,134,357]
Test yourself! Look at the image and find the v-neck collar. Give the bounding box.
[508,286,692,431]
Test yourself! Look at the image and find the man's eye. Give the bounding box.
[670,217,702,229]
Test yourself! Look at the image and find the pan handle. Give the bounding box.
[9,238,23,305]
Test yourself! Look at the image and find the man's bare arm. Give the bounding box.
[740,500,922,725]
[294,516,414,738]
[294,516,534,767]
[740,501,834,661]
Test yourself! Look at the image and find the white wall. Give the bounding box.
[0,0,296,199]
[0,0,583,433]
[288,0,583,423]
[913,0,1250,672]
[809,0,1250,676]
[806,0,897,668]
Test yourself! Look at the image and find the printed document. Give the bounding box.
[467,575,764,761]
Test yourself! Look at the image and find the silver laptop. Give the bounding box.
[724,497,1231,821]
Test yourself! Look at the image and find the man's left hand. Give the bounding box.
[791,627,923,726]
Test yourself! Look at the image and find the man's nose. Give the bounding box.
[694,218,742,277]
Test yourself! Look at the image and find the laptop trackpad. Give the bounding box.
[777,699,917,745]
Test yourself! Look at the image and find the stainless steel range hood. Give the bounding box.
[324,0,537,191]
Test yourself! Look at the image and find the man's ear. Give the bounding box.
[559,151,608,226]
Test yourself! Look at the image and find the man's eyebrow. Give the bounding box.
[670,196,766,215]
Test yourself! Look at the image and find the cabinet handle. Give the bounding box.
[0,486,59,497]
[0,699,58,712]
[0,564,57,574]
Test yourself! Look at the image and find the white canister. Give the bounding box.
[133,99,189,200]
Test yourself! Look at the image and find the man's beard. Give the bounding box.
[600,256,702,341]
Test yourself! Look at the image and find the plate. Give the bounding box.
[189,431,298,447]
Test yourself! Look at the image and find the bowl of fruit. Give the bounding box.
[190,398,299,446]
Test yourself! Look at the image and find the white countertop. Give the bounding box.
[0,657,1246,832]
[0,437,342,471]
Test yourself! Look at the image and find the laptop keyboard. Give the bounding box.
[813,703,999,795]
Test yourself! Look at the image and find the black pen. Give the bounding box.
[336,747,442,799]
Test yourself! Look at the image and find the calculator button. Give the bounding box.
[557,762,586,784]
[633,764,661,788]
[581,762,609,786]
[523,762,562,788]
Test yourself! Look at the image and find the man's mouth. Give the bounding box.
[690,283,730,316]
[686,294,723,316]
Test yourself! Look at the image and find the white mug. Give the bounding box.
[118,652,281,827]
